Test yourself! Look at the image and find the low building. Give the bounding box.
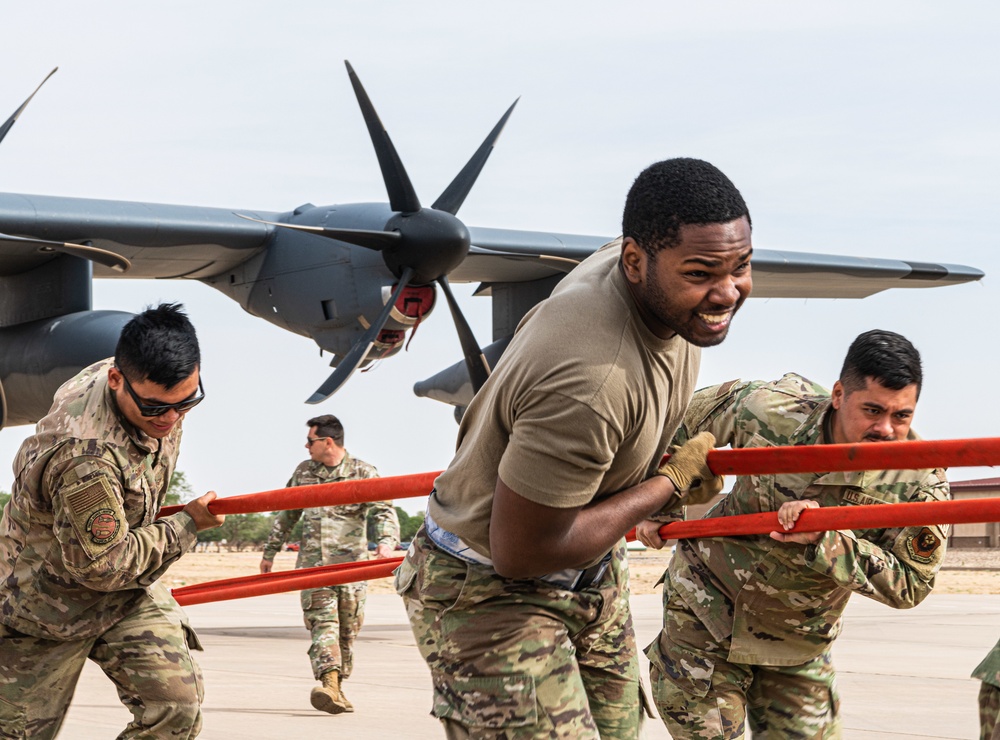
[949,478,1000,548]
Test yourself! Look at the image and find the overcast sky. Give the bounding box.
[1,2,998,514]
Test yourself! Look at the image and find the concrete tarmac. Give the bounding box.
[61,592,998,738]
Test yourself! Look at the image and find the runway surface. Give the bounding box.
[62,592,997,738]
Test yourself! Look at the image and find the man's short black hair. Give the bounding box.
[622,158,751,257]
[308,414,345,446]
[839,329,923,398]
[115,303,200,388]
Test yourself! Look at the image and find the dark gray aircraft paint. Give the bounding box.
[0,65,985,429]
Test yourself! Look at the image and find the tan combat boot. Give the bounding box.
[310,669,351,714]
[338,673,354,713]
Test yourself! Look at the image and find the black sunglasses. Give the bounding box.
[306,436,331,446]
[118,369,205,417]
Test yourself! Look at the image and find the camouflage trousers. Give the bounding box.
[397,527,646,739]
[0,582,204,740]
[645,585,839,739]
[301,581,367,680]
[979,683,1000,740]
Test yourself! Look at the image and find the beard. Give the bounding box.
[639,276,744,348]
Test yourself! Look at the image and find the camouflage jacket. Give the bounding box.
[973,638,1000,688]
[0,359,198,641]
[667,373,950,666]
[262,454,399,567]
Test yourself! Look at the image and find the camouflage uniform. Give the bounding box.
[396,531,640,740]
[972,639,1000,739]
[400,241,699,738]
[0,359,203,739]
[262,456,399,681]
[645,374,950,739]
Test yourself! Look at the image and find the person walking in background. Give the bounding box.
[261,414,399,715]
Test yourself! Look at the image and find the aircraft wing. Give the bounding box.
[461,226,985,298]
[0,197,984,297]
[0,193,272,279]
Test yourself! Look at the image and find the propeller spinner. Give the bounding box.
[246,61,516,404]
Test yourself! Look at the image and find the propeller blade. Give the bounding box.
[436,275,491,392]
[307,267,415,404]
[344,61,421,214]
[0,232,130,272]
[432,98,519,216]
[0,67,57,147]
[233,213,400,251]
[468,245,580,274]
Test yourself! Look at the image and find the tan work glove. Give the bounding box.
[657,431,725,505]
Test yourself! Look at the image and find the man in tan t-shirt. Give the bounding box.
[396,158,754,739]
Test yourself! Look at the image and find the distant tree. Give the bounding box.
[198,512,274,551]
[398,508,423,541]
[165,470,195,506]
[0,490,9,511]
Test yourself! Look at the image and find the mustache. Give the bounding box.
[864,433,895,442]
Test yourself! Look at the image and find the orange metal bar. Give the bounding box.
[174,496,1000,606]
[158,471,441,518]
[619,496,1000,543]
[700,437,1000,476]
[158,438,1000,520]
[172,557,404,606]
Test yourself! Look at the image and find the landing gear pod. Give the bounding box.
[0,310,133,427]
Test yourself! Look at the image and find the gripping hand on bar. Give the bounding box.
[158,437,1000,521]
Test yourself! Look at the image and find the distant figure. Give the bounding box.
[260,415,399,715]
[638,330,951,738]
[398,158,751,738]
[973,640,1000,739]
[0,303,225,738]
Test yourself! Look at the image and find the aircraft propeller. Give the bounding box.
[0,68,131,273]
[240,61,515,404]
[0,67,57,147]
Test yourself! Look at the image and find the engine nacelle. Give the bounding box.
[0,310,133,429]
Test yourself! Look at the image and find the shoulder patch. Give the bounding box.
[63,475,127,560]
[713,379,745,398]
[906,526,942,563]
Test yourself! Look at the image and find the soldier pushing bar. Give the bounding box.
[638,329,950,738]
[0,304,225,738]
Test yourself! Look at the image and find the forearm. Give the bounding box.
[806,530,937,608]
[262,509,301,559]
[369,501,401,547]
[490,474,678,578]
[63,512,198,591]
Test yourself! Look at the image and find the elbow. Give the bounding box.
[65,564,132,592]
[901,582,934,609]
[490,550,530,579]
[489,538,550,579]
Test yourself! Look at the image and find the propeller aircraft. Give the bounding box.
[0,63,984,431]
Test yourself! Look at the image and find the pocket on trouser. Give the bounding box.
[394,556,418,597]
[180,622,206,709]
[406,535,470,613]
[0,696,26,739]
[648,650,732,739]
[181,622,204,652]
[431,672,538,731]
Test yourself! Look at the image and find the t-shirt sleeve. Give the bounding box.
[497,391,622,508]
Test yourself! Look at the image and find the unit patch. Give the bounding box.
[87,508,120,544]
[906,526,941,563]
[62,471,127,559]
